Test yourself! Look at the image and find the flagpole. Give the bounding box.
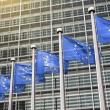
[57,28,66,110]
[88,7,107,110]
[8,57,15,110]
[31,45,36,110]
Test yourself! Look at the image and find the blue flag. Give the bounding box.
[63,36,95,64]
[36,51,59,74]
[95,16,110,43]
[36,50,69,74]
[14,63,45,84]
[0,75,10,100]
[5,74,25,93]
[0,75,10,94]
[14,63,32,85]
[36,74,45,83]
[0,94,5,101]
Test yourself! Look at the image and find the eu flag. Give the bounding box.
[4,74,25,93]
[36,51,59,74]
[96,16,110,43]
[14,63,32,85]
[0,94,5,101]
[14,63,45,84]
[0,75,10,94]
[37,74,45,83]
[63,36,95,64]
[36,50,68,74]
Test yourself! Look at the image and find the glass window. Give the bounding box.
[15,48,18,56]
[64,25,73,33]
[2,7,6,13]
[62,0,72,3]
[53,12,62,19]
[104,72,110,84]
[73,9,83,16]
[79,74,91,86]
[68,95,80,108]
[52,0,61,5]
[74,16,84,21]
[80,94,93,107]
[22,3,30,10]
[18,101,25,110]
[91,73,97,85]
[41,29,51,36]
[4,35,8,42]
[54,43,59,52]
[12,19,19,26]
[73,1,82,7]
[11,33,19,41]
[93,93,99,107]
[41,0,50,6]
[21,17,30,24]
[107,4,110,11]
[86,23,92,30]
[5,7,11,13]
[79,24,85,31]
[96,5,107,12]
[31,16,40,22]
[95,0,106,3]
[20,32,28,39]
[0,36,4,42]
[31,30,40,38]
[20,47,27,56]
[63,10,73,18]
[5,20,10,26]
[34,2,40,8]
[41,14,50,21]
[0,21,3,27]
[74,24,79,31]
[10,49,14,57]
[84,0,94,5]
[1,66,7,74]
[3,50,7,58]
[12,5,20,12]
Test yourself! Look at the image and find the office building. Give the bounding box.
[0,0,110,110]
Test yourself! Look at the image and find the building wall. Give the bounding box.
[0,0,110,110]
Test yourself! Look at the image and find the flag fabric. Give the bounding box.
[0,75,9,100]
[63,36,95,64]
[95,16,110,43]
[36,51,59,74]
[0,94,5,101]
[36,50,69,74]
[14,63,45,84]
[36,74,45,83]
[4,74,25,93]
[14,63,32,85]
[0,75,10,93]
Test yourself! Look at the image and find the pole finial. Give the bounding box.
[57,28,63,33]
[88,7,95,13]
[31,44,36,49]
[11,57,15,62]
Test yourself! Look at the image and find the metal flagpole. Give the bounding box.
[88,7,107,110]
[49,0,55,109]
[57,28,66,110]
[31,45,36,110]
[8,57,15,110]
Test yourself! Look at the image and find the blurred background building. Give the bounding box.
[0,0,110,110]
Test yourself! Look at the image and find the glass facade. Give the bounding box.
[0,0,110,110]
